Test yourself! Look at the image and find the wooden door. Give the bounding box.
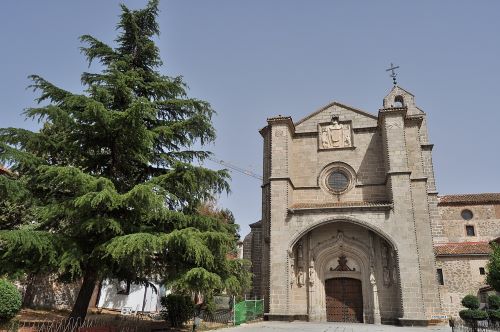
[325,278,363,322]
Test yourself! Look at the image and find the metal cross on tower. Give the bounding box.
[386,63,400,85]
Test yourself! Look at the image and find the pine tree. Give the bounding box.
[0,0,250,320]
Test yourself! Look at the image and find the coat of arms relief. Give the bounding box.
[318,117,353,149]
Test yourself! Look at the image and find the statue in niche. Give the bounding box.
[370,268,377,288]
[309,260,315,286]
[290,260,295,286]
[383,267,391,287]
[327,117,343,148]
[390,250,398,283]
[297,267,305,287]
[381,244,389,267]
[297,243,303,261]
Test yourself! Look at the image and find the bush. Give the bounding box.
[459,309,488,321]
[462,295,480,310]
[0,279,22,322]
[488,295,500,310]
[160,294,194,327]
[488,309,500,322]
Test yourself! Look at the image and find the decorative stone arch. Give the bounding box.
[288,216,399,252]
[311,240,373,322]
[287,217,401,323]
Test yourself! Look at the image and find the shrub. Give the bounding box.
[488,295,500,310]
[160,294,194,327]
[488,309,500,322]
[462,295,480,310]
[0,279,22,322]
[459,309,488,321]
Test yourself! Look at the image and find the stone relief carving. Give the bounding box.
[318,117,353,149]
[311,231,371,259]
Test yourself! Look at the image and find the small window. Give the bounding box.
[437,268,444,285]
[327,170,350,193]
[461,209,473,220]
[479,267,486,275]
[466,225,476,236]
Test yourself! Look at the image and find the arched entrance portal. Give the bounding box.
[288,221,402,323]
[325,277,363,322]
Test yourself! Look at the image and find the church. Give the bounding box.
[243,85,500,325]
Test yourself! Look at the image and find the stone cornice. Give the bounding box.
[288,202,393,214]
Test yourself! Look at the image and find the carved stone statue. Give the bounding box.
[383,267,391,287]
[297,267,305,287]
[343,125,351,146]
[370,268,377,288]
[321,129,330,148]
[390,250,398,283]
[309,260,315,286]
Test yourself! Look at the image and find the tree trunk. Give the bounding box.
[22,273,36,307]
[69,270,98,321]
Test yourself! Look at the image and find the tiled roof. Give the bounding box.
[434,242,492,256]
[438,193,500,206]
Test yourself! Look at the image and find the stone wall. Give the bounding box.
[438,204,500,242]
[19,274,81,311]
[436,256,490,318]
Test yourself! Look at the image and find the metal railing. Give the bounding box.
[451,319,500,332]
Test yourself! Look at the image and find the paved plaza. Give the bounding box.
[223,321,452,332]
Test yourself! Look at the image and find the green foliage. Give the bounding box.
[487,243,500,292]
[160,294,194,327]
[0,0,250,318]
[488,309,500,322]
[489,295,500,310]
[462,295,480,310]
[459,309,488,321]
[0,279,22,322]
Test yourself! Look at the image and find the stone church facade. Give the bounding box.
[243,86,500,325]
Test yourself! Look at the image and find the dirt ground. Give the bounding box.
[1,308,228,331]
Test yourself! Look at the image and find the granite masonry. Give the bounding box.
[243,86,500,325]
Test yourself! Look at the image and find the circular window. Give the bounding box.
[327,170,350,193]
[461,209,473,220]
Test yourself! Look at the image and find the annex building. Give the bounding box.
[243,85,500,325]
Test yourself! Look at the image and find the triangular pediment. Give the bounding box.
[294,101,378,133]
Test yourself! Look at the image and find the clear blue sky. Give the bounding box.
[1,1,499,237]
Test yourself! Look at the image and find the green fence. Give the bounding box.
[234,299,264,325]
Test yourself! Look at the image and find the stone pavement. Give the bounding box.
[222,321,452,332]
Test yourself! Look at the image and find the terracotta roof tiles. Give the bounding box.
[438,193,500,206]
[434,242,492,256]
